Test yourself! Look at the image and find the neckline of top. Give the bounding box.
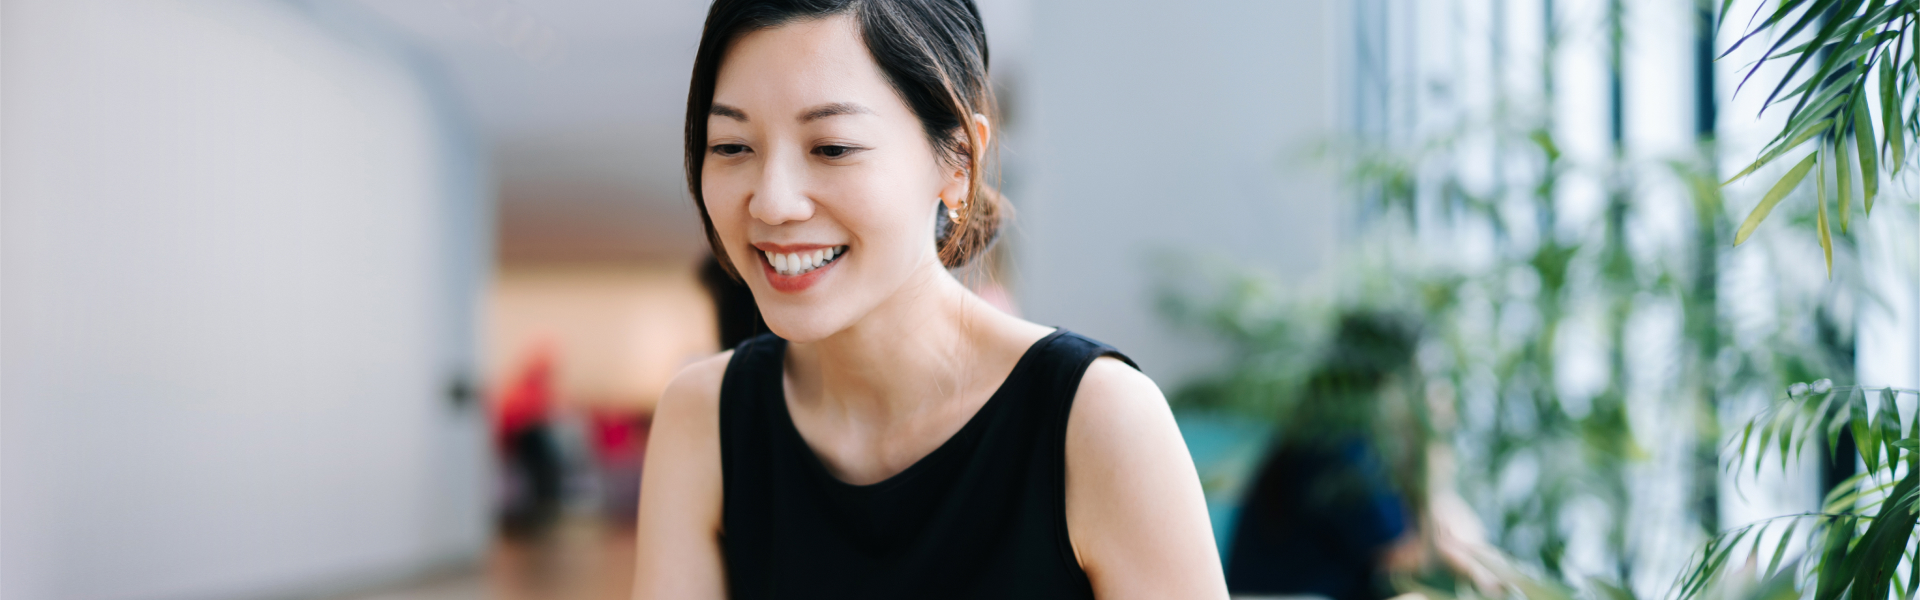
[766,328,1067,492]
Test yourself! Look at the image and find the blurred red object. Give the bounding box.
[591,408,651,524]
[590,409,650,458]
[494,343,557,446]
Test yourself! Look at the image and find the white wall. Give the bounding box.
[2,1,490,599]
[1013,0,1347,385]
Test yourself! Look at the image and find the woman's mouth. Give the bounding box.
[760,245,847,292]
[763,246,845,276]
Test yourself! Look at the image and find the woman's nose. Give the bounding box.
[747,156,814,225]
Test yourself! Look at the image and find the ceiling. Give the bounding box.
[351,0,1029,264]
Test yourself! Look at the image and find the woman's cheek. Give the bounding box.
[702,182,753,266]
[703,166,750,222]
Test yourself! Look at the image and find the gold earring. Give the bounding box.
[947,197,966,223]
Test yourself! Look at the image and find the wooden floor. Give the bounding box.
[331,517,635,600]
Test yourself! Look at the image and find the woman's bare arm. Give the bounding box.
[1066,357,1230,600]
[631,352,732,600]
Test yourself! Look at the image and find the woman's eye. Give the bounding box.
[815,145,859,159]
[710,143,749,157]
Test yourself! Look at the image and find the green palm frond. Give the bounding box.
[1722,0,1918,276]
[1677,385,1920,600]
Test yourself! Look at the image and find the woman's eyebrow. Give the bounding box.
[798,102,873,123]
[710,103,749,122]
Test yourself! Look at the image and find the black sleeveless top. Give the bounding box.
[718,329,1134,599]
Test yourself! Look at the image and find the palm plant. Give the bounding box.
[1161,1,1916,597]
[1676,385,1920,600]
[1664,3,1920,599]
[1720,0,1920,274]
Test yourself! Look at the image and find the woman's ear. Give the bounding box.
[940,114,993,211]
[971,112,991,155]
[939,163,968,212]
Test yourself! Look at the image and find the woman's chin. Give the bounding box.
[759,312,846,344]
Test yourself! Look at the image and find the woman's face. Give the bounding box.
[704,15,963,342]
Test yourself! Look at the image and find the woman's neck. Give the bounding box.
[783,261,994,425]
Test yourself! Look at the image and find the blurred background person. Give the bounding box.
[1225,312,1417,600]
[493,343,566,534]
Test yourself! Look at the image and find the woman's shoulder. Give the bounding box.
[632,350,733,596]
[1055,329,1173,469]
[656,349,735,428]
[638,350,733,520]
[1066,352,1165,437]
[1060,342,1228,596]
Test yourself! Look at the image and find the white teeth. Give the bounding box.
[766,246,846,276]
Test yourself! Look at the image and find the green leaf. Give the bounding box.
[1878,388,1902,469]
[1816,147,1833,277]
[1882,51,1899,154]
[1768,38,1828,61]
[1821,28,1902,69]
[1763,0,1868,120]
[1856,89,1880,214]
[1728,119,1831,185]
[1902,564,1914,600]
[1530,129,1561,162]
[1892,92,1908,178]
[1814,384,1844,427]
[1744,4,1909,196]
[1591,579,1635,600]
[1734,152,1821,246]
[1759,418,1780,477]
[1740,419,1758,467]
[1784,410,1799,471]
[1755,563,1803,600]
[1761,27,1893,68]
[1768,519,1800,576]
[1837,136,1854,234]
[1883,108,1903,188]
[1780,83,1856,136]
[1826,472,1872,511]
[1774,49,1866,122]
[1789,3,1902,114]
[1714,527,1758,588]
[1754,0,1859,108]
[1853,389,1879,474]
[1730,0,1830,77]
[1911,387,1920,469]
[1815,514,1859,600]
[1911,528,1920,598]
[1831,393,1855,459]
[1844,464,1920,600]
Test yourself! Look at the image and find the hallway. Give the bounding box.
[334,518,634,600]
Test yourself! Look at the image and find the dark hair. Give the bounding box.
[1307,311,1421,396]
[685,0,1005,278]
[697,253,766,349]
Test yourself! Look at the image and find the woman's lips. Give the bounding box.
[758,245,847,293]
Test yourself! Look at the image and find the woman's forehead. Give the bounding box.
[712,16,905,122]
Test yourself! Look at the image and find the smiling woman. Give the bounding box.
[629,1,1229,599]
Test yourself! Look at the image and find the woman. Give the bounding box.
[631,1,1227,597]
